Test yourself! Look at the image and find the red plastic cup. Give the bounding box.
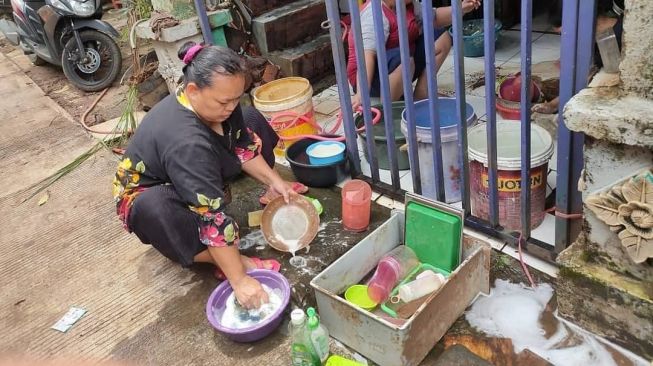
[341,179,372,231]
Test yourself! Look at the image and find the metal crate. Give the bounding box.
[310,212,490,366]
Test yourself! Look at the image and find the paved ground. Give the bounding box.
[0,50,391,365]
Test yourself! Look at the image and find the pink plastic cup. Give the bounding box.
[341,179,372,231]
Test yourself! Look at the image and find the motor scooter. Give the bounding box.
[0,0,122,91]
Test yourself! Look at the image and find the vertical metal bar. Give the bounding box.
[483,0,499,227]
[193,0,213,44]
[396,0,421,194]
[519,0,533,237]
[349,0,380,182]
[325,0,361,174]
[371,0,400,189]
[555,0,593,252]
[450,0,470,214]
[421,1,445,202]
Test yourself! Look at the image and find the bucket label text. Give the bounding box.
[481,172,544,192]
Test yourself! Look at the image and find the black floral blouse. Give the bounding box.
[112,89,262,247]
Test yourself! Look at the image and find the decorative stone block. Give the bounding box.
[135,10,232,93]
[620,0,653,99]
[557,241,653,360]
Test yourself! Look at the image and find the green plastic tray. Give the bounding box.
[380,263,450,318]
[404,199,462,273]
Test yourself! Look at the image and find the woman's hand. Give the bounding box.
[270,178,298,204]
[462,0,481,14]
[351,93,362,111]
[232,275,269,309]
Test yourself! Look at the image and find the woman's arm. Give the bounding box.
[434,0,481,28]
[241,155,296,203]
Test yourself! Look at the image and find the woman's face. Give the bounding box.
[186,73,246,124]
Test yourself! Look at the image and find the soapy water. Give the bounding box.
[466,280,648,366]
[310,143,344,158]
[289,256,307,268]
[219,284,284,330]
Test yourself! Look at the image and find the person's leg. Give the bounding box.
[242,106,309,204]
[193,250,277,270]
[414,29,452,100]
[384,48,414,101]
[129,185,277,272]
[241,106,278,168]
[128,185,208,267]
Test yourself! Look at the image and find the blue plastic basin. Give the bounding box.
[449,19,502,57]
[306,141,346,166]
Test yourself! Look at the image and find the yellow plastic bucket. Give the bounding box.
[252,77,319,156]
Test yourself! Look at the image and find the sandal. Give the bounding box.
[213,257,282,281]
[258,182,309,205]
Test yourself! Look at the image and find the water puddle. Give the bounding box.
[466,280,648,366]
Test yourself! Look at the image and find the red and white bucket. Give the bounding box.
[467,122,554,231]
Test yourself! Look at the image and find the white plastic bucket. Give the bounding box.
[401,98,477,203]
[467,121,554,230]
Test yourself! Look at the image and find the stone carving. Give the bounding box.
[586,171,653,263]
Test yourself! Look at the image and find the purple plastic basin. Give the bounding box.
[205,269,290,343]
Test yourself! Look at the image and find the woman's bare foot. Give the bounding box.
[241,255,276,270]
[532,102,558,114]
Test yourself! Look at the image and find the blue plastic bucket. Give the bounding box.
[401,98,477,203]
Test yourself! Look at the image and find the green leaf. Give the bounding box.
[135,161,145,173]
[197,193,210,206]
[224,223,236,242]
[248,144,258,151]
[209,197,222,210]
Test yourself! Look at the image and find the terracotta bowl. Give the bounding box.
[260,195,319,253]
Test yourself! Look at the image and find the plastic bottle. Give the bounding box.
[306,307,330,364]
[367,246,420,303]
[290,309,320,366]
[397,271,446,303]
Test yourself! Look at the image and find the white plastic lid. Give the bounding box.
[467,121,554,171]
[290,309,305,325]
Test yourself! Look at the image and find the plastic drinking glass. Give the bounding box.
[341,180,372,231]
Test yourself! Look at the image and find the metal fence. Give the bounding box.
[325,0,594,261]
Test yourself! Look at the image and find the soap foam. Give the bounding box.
[310,144,343,158]
[466,279,647,366]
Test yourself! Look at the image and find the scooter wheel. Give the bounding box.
[61,30,122,92]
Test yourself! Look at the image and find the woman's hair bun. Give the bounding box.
[177,41,198,61]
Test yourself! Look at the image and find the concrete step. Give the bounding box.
[241,0,298,17]
[556,241,653,360]
[266,33,333,81]
[252,0,327,54]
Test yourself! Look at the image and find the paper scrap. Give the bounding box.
[38,191,50,206]
[51,307,86,332]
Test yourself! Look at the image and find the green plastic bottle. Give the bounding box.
[290,309,320,366]
[306,307,330,364]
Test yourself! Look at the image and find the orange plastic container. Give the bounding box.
[251,77,319,156]
[341,180,372,232]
